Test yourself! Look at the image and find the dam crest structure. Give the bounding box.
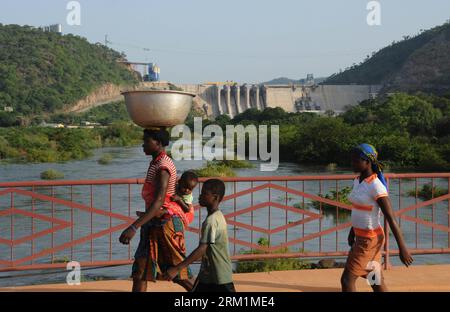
[176,82,382,118]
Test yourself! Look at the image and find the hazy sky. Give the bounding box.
[1,0,449,83]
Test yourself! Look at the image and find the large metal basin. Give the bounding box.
[122,90,195,128]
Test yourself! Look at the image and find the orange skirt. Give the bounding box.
[131,216,192,282]
[345,234,384,277]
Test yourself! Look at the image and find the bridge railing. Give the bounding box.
[0,173,449,272]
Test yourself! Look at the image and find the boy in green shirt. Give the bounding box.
[164,178,235,292]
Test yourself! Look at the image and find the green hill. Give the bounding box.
[324,20,450,94]
[0,24,138,124]
[263,77,326,85]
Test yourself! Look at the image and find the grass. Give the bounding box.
[275,195,295,203]
[311,186,352,209]
[98,153,113,165]
[307,186,352,220]
[193,161,237,177]
[326,163,337,171]
[0,123,142,164]
[51,256,70,264]
[80,275,111,282]
[40,169,64,180]
[193,159,254,178]
[215,159,255,169]
[406,183,448,200]
[235,237,311,273]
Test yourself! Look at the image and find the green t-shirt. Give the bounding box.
[198,210,233,285]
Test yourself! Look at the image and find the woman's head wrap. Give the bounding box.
[354,143,388,190]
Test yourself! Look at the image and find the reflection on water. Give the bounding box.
[1,145,449,286]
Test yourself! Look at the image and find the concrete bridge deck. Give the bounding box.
[1,264,450,292]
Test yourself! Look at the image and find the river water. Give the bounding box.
[0,145,449,287]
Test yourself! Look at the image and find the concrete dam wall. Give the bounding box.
[177,83,382,118]
[64,81,380,118]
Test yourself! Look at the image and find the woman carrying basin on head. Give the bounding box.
[119,127,194,292]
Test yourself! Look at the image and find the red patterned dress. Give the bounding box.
[131,151,192,282]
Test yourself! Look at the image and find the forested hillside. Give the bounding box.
[0,24,138,122]
[324,21,450,95]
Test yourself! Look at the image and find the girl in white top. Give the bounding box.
[341,144,413,292]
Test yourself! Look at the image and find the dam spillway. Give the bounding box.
[176,83,382,118]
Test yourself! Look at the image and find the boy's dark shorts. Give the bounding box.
[192,282,236,292]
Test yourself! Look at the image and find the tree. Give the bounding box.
[0,24,138,121]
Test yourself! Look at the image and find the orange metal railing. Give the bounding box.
[0,173,449,272]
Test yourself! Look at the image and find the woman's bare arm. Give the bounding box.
[164,243,208,280]
[171,195,191,213]
[378,196,414,267]
[133,170,169,228]
[119,169,171,245]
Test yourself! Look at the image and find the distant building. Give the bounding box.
[145,63,160,82]
[3,106,13,112]
[39,24,62,34]
[81,121,101,127]
[305,74,315,86]
[40,121,64,128]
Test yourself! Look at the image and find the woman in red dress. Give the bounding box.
[119,128,193,292]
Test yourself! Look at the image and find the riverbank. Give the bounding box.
[0,123,142,164]
[196,93,450,172]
